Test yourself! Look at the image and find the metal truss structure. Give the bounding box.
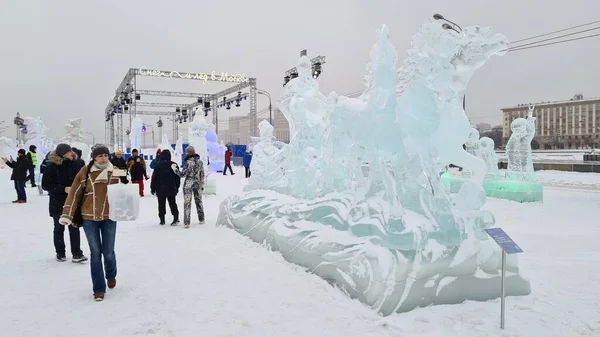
[104,68,257,152]
[285,55,326,77]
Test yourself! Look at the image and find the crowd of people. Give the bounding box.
[3,142,211,302]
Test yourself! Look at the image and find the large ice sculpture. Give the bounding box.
[61,118,90,160]
[217,22,530,315]
[506,106,536,182]
[188,116,209,166]
[160,134,173,153]
[174,136,183,165]
[244,120,285,192]
[23,116,55,163]
[0,137,16,168]
[479,137,500,179]
[129,117,143,153]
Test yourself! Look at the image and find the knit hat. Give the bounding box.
[71,147,83,159]
[18,149,26,155]
[29,145,37,152]
[55,143,72,157]
[91,144,110,159]
[185,146,195,155]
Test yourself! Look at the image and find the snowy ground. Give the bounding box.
[0,167,598,337]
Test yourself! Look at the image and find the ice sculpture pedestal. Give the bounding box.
[205,174,217,195]
[217,191,531,316]
[441,174,543,203]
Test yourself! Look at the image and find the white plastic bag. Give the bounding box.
[108,184,140,221]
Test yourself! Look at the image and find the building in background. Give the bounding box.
[501,94,600,149]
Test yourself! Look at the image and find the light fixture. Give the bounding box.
[235,100,241,107]
[312,62,322,79]
[176,107,181,113]
[226,103,231,110]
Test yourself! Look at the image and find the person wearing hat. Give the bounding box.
[26,145,38,187]
[149,149,162,170]
[150,149,180,225]
[2,149,33,203]
[174,145,205,228]
[60,144,121,302]
[126,149,148,196]
[41,143,87,262]
[110,151,128,184]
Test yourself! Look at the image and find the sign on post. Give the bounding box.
[484,227,523,331]
[484,228,523,254]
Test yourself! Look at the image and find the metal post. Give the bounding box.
[269,103,272,126]
[501,250,506,330]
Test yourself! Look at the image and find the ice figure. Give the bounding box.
[174,136,183,165]
[206,127,224,172]
[0,137,16,168]
[22,116,54,162]
[160,134,173,153]
[129,117,143,152]
[479,137,500,179]
[505,106,537,182]
[188,116,209,166]
[245,120,285,191]
[461,127,481,178]
[217,22,530,315]
[61,118,90,160]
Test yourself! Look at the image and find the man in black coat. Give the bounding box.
[150,149,181,225]
[2,149,32,203]
[41,143,88,263]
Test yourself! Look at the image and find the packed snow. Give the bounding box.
[0,167,599,337]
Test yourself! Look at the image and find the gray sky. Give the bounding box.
[1,0,599,143]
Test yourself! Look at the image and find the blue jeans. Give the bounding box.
[14,180,26,201]
[82,219,117,293]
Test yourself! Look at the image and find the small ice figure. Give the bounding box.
[462,127,481,178]
[505,106,536,182]
[246,120,284,191]
[479,137,500,179]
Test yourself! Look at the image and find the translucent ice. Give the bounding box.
[245,120,285,192]
[218,21,530,315]
[129,117,143,153]
[506,105,537,182]
[188,116,209,166]
[61,118,90,160]
[479,137,500,179]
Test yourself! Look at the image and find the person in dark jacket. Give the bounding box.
[26,145,38,187]
[150,149,180,225]
[127,149,148,196]
[41,143,87,262]
[223,147,234,175]
[243,151,252,178]
[3,149,32,203]
[71,147,87,166]
[110,151,129,184]
[40,152,51,174]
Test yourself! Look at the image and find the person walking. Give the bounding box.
[2,149,32,203]
[175,146,205,228]
[243,150,253,178]
[127,149,148,196]
[59,144,120,302]
[223,147,234,175]
[26,145,38,187]
[150,149,180,226]
[41,143,87,262]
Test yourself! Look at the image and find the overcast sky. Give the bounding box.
[1,0,599,143]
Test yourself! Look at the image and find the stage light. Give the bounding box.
[204,101,210,109]
[198,97,203,104]
[176,107,181,113]
[283,75,291,87]
[226,103,231,110]
[142,125,146,133]
[312,62,322,79]
[182,109,188,116]
[290,72,298,79]
[235,100,241,107]
[135,94,141,100]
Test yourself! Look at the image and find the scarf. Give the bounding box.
[93,162,110,183]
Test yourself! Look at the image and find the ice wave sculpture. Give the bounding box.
[479,137,500,179]
[505,105,537,182]
[188,116,209,166]
[217,22,530,315]
[61,117,90,160]
[244,120,285,192]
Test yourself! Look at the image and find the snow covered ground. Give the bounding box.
[0,167,598,337]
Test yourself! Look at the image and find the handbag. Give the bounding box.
[72,170,89,228]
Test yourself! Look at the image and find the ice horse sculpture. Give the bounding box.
[217,22,530,315]
[61,118,90,160]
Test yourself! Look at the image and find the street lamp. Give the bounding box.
[257,89,272,125]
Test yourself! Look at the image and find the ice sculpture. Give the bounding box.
[61,118,90,160]
[188,116,209,166]
[506,106,536,182]
[129,117,143,153]
[479,137,500,179]
[206,127,223,172]
[217,22,530,315]
[244,120,285,191]
[174,136,183,165]
[0,137,16,168]
[160,134,173,153]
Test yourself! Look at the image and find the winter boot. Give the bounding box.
[72,255,88,263]
[170,218,179,226]
[159,216,165,225]
[107,278,116,289]
[56,254,67,262]
[184,223,190,229]
[94,293,105,301]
